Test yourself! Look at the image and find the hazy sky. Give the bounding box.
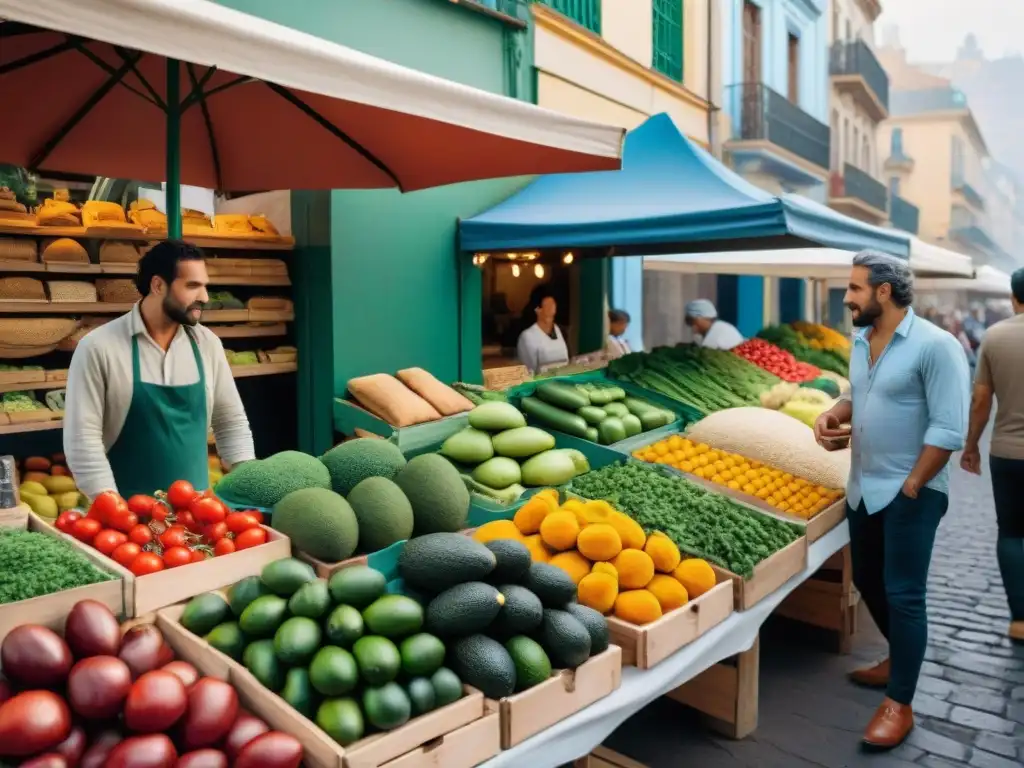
[877,0,1024,62]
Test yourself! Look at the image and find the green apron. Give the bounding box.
[106,330,210,498]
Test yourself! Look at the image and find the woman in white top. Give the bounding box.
[605,308,632,360]
[684,299,745,350]
[516,293,569,374]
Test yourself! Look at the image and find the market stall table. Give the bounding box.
[476,522,851,768]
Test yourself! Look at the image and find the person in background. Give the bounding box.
[813,250,969,750]
[516,291,568,375]
[961,266,1024,643]
[684,299,744,350]
[605,309,632,360]
[64,240,256,500]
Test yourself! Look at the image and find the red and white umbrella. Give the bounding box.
[0,0,624,231]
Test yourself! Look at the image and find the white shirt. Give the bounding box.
[516,323,568,374]
[697,319,745,351]
[64,304,256,498]
[605,335,631,360]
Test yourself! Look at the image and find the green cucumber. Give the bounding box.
[577,406,607,425]
[520,396,588,438]
[585,427,599,443]
[597,417,627,445]
[602,402,629,419]
[536,382,590,410]
[621,414,642,437]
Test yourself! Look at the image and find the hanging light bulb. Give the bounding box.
[534,264,545,279]
[511,264,521,277]
[563,252,575,265]
[472,253,489,267]
[507,252,518,260]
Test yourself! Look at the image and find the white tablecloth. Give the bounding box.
[480,522,852,767]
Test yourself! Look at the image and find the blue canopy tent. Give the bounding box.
[460,113,910,350]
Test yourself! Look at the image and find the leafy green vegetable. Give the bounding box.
[756,326,849,376]
[0,528,116,604]
[452,383,508,405]
[569,463,801,578]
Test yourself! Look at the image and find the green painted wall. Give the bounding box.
[215,0,532,443]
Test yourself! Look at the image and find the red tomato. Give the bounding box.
[0,690,71,757]
[106,734,177,768]
[127,494,157,516]
[223,712,270,761]
[87,491,122,524]
[112,542,142,568]
[64,600,121,659]
[106,507,139,534]
[190,548,209,563]
[167,480,199,510]
[55,510,81,534]
[214,538,236,557]
[177,750,228,768]
[149,501,171,523]
[118,625,173,680]
[161,660,200,690]
[159,525,190,549]
[176,510,198,531]
[246,510,264,524]
[130,552,165,576]
[191,496,227,526]
[234,528,267,551]
[179,677,239,750]
[163,547,193,568]
[0,625,73,688]
[67,656,132,720]
[234,732,302,768]
[79,731,122,768]
[128,524,154,546]
[225,512,259,534]
[71,517,102,544]
[53,724,87,767]
[202,521,229,544]
[93,529,128,556]
[123,671,188,733]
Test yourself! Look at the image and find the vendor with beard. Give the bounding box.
[64,239,255,500]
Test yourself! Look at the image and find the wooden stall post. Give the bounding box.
[774,544,860,653]
[665,635,760,740]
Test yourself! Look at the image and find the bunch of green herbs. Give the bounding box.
[0,527,116,604]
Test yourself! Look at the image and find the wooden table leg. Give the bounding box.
[775,545,859,654]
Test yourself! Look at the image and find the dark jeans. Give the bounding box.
[990,456,1024,621]
[848,488,947,705]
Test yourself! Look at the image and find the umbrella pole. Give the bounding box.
[166,58,182,239]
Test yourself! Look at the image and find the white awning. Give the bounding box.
[909,238,973,278]
[644,249,856,279]
[917,265,1013,296]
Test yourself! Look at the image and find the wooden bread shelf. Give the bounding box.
[210,323,288,339]
[0,223,295,251]
[0,418,63,435]
[0,301,135,314]
[0,262,290,287]
[230,362,297,378]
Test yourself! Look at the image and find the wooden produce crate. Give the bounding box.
[490,646,622,749]
[98,525,290,616]
[607,577,734,669]
[708,536,808,611]
[774,545,860,653]
[0,510,125,645]
[296,538,406,581]
[157,604,493,768]
[0,368,46,387]
[379,704,499,768]
[332,397,470,454]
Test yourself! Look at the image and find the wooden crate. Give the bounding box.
[667,636,760,740]
[708,536,808,611]
[607,578,734,669]
[158,604,490,768]
[492,646,622,749]
[379,706,499,768]
[774,545,860,653]
[0,512,125,646]
[96,525,291,616]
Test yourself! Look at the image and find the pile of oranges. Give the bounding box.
[632,435,843,519]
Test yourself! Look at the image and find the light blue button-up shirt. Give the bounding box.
[847,308,970,515]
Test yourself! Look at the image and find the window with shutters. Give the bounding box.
[652,0,684,82]
[536,0,601,34]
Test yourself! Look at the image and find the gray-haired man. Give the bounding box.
[813,251,970,750]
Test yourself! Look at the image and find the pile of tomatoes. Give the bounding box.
[0,599,302,767]
[54,480,269,577]
[732,338,821,383]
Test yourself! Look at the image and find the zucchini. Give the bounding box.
[520,396,589,438]
[624,397,658,417]
[577,406,607,425]
[602,402,629,419]
[536,382,590,411]
[587,388,612,406]
[597,417,627,445]
[621,414,642,437]
[639,411,667,432]
[603,386,626,402]
[585,427,599,443]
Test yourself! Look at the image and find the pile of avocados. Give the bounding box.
[399,532,610,699]
[179,558,463,746]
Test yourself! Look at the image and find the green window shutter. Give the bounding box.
[536,0,602,35]
[652,0,683,82]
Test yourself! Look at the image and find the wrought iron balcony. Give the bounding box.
[950,206,997,251]
[829,40,890,120]
[889,194,920,234]
[726,83,831,171]
[533,0,600,33]
[830,163,888,215]
[890,87,969,116]
[952,180,986,211]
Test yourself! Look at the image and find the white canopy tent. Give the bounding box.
[916,265,1013,297]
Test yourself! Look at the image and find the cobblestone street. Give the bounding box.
[602,438,1024,767]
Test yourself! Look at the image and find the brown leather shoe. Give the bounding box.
[849,658,890,688]
[862,698,914,750]
[1010,621,1024,642]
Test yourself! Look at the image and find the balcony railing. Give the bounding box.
[829,40,890,114]
[534,0,601,33]
[889,194,920,234]
[953,180,986,210]
[831,163,888,212]
[890,87,969,116]
[727,83,831,171]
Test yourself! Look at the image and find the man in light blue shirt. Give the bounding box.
[814,251,969,751]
